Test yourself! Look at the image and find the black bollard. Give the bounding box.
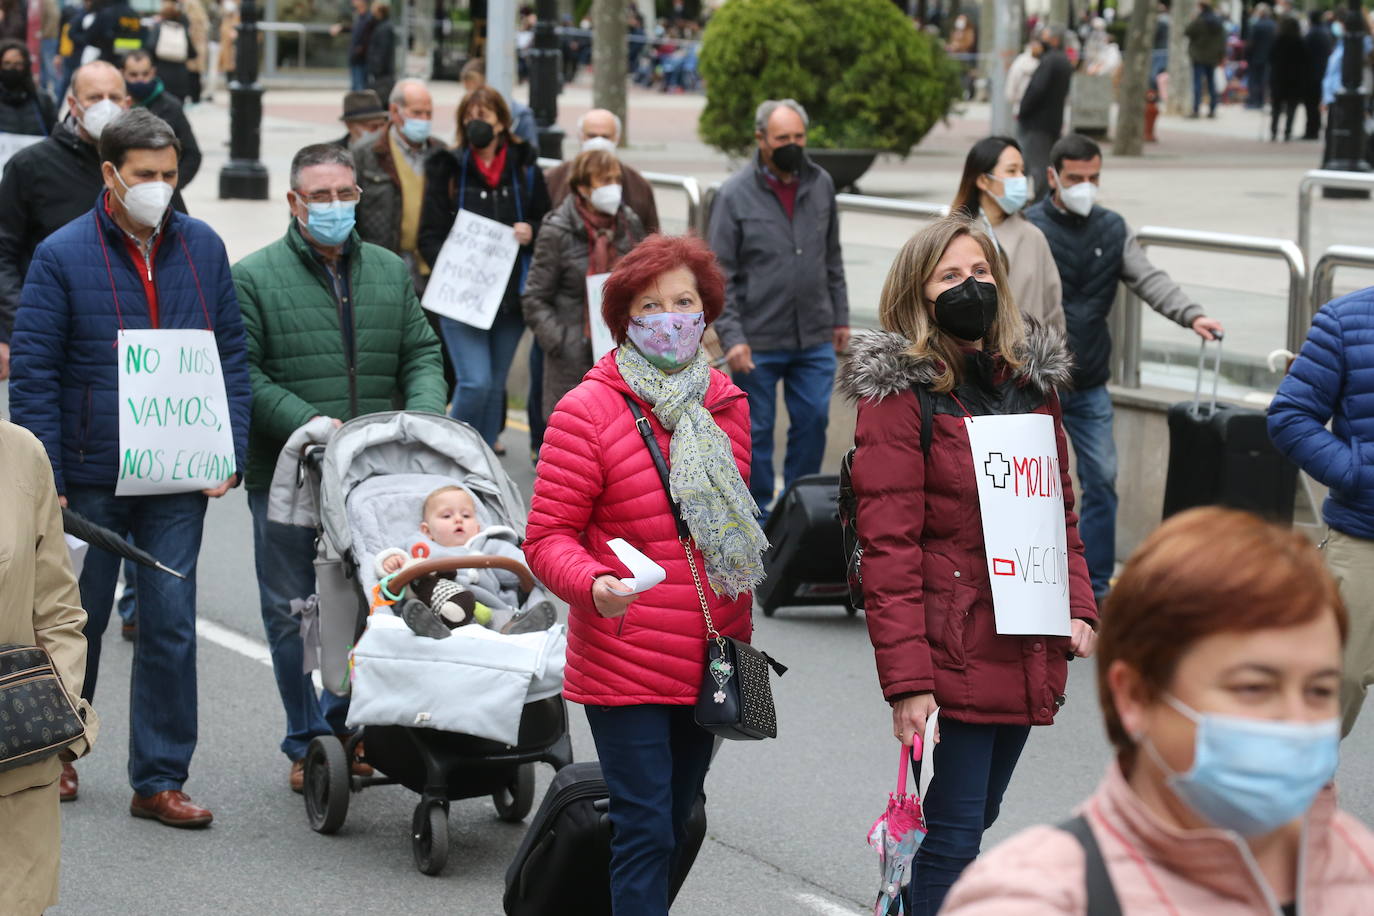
[529,0,565,161]
[220,0,270,199]
[1321,0,1370,199]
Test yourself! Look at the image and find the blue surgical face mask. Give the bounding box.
[1145,694,1340,837]
[988,173,1028,214]
[400,117,431,144]
[300,199,356,247]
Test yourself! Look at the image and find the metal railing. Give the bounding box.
[698,182,947,238]
[537,157,702,233]
[1310,245,1374,310]
[1297,169,1374,275]
[1115,226,1306,388]
[258,21,337,78]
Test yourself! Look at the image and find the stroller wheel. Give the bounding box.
[492,763,535,823]
[412,800,450,876]
[304,735,350,834]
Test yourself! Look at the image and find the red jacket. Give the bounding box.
[839,327,1097,727]
[525,352,754,706]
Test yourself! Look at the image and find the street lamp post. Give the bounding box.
[1321,0,1370,198]
[219,0,269,199]
[528,0,565,160]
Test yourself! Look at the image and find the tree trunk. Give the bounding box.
[592,0,628,144]
[1114,0,1158,155]
[1166,0,1197,116]
[1050,0,1071,28]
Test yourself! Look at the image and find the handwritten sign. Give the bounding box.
[586,271,615,361]
[421,209,520,330]
[964,412,1071,636]
[0,132,42,173]
[116,329,235,496]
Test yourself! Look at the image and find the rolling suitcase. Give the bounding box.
[1162,337,1297,523]
[503,762,706,916]
[755,473,855,617]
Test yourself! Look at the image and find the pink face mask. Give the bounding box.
[625,311,706,371]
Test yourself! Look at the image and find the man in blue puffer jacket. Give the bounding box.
[9,108,251,827]
[1269,288,1374,738]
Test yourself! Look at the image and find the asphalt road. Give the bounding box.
[38,412,1374,916]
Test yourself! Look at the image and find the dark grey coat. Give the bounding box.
[521,193,645,417]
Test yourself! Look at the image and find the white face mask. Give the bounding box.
[76,97,122,141]
[1056,171,1097,217]
[581,136,617,155]
[113,168,175,228]
[589,183,622,216]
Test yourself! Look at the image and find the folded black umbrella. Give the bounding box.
[61,508,187,580]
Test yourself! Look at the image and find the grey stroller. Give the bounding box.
[297,411,572,875]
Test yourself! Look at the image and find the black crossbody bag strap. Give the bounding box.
[622,394,691,540]
[1058,815,1123,916]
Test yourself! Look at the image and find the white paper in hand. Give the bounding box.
[606,538,666,595]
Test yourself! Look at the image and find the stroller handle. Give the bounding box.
[385,555,538,594]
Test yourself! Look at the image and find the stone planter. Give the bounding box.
[806,149,879,193]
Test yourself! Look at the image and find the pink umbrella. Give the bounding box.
[867,736,927,915]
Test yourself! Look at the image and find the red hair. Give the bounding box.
[1098,507,1347,768]
[600,234,725,344]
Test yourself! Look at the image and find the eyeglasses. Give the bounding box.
[297,187,362,204]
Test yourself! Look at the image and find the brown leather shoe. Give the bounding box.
[130,790,214,828]
[339,735,374,778]
[121,621,136,642]
[59,762,78,802]
[289,759,305,794]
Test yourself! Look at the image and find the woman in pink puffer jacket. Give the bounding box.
[943,507,1374,915]
[524,234,767,916]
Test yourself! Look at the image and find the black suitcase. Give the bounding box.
[503,762,706,915]
[1162,337,1298,523]
[755,473,855,617]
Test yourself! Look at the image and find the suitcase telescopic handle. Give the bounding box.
[1191,331,1225,418]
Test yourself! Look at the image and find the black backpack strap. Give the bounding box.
[915,384,933,454]
[1058,815,1122,916]
[622,394,691,541]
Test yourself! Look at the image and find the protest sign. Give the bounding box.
[116,329,235,496]
[421,209,520,330]
[0,133,41,172]
[586,272,615,360]
[964,413,1071,636]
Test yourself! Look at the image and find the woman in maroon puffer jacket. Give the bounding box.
[525,234,767,915]
[839,216,1099,916]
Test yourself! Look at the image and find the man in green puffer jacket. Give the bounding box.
[233,143,446,791]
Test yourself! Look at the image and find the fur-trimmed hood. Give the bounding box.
[837,322,1075,403]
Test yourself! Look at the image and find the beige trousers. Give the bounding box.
[1324,527,1374,737]
[0,777,61,914]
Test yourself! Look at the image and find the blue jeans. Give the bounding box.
[65,486,208,797]
[247,489,350,761]
[584,704,715,916]
[439,310,526,446]
[732,342,836,516]
[1058,384,1118,599]
[1192,61,1219,115]
[118,556,138,624]
[39,38,57,94]
[1246,61,1268,108]
[349,62,367,91]
[906,718,1031,916]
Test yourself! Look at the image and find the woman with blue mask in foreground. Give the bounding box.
[950,136,1065,337]
[944,507,1374,914]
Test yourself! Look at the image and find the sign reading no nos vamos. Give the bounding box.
[116,329,235,496]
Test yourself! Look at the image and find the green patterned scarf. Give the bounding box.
[616,343,768,598]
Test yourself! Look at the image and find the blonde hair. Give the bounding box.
[877,215,1026,394]
[421,485,471,519]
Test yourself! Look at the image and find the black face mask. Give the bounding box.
[770,142,805,173]
[0,68,26,91]
[464,119,495,149]
[932,276,999,343]
[126,78,156,101]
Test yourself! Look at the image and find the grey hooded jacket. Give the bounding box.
[707,151,849,353]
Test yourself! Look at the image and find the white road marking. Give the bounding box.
[195,618,272,667]
[793,893,862,915]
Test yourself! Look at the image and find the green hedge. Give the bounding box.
[697,0,961,156]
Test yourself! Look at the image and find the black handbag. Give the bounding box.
[0,644,86,773]
[622,395,786,741]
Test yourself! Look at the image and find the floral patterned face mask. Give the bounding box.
[625,311,706,372]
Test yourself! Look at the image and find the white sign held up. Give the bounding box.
[421,209,521,330]
[586,272,615,361]
[116,329,235,496]
[964,412,1072,637]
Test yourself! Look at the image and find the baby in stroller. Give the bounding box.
[374,484,550,639]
